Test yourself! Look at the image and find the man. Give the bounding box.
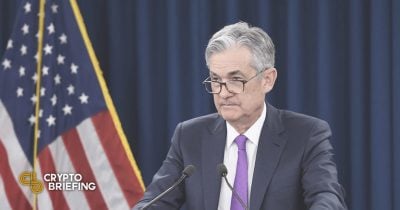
[134,22,347,210]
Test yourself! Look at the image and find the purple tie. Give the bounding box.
[231,135,248,210]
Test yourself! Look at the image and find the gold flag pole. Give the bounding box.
[32,0,46,209]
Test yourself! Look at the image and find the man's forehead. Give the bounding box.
[208,47,253,75]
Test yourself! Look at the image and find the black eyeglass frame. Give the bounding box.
[202,69,267,94]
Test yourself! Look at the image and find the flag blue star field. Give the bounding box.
[0,0,144,209]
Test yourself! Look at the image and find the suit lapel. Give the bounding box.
[250,104,287,210]
[202,115,226,210]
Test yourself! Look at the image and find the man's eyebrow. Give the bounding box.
[209,70,245,77]
[227,70,245,77]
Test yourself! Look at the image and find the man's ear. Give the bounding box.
[263,68,277,93]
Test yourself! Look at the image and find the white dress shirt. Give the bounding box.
[217,103,267,210]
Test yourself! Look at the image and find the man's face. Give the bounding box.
[208,46,276,126]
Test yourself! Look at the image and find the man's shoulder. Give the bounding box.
[269,106,332,142]
[270,105,330,131]
[180,113,221,127]
[281,109,327,125]
[173,113,222,138]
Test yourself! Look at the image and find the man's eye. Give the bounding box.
[232,77,243,81]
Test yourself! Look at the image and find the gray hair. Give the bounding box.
[205,22,275,73]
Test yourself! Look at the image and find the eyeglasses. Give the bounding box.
[202,69,266,94]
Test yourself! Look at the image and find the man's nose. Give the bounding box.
[219,84,233,98]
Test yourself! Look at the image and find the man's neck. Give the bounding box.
[229,104,265,134]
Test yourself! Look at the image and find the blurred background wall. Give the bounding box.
[1,0,399,209]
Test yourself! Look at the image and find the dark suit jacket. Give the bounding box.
[134,103,347,210]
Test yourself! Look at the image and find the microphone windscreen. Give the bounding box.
[182,165,196,177]
[217,163,228,177]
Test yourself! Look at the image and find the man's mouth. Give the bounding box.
[220,103,237,106]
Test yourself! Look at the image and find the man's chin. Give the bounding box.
[218,110,240,122]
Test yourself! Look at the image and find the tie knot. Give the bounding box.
[235,135,247,150]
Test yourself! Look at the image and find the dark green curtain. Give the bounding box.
[1,0,399,209]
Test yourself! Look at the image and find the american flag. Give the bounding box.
[0,0,144,209]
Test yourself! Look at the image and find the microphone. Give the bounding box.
[141,165,195,210]
[217,163,249,210]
